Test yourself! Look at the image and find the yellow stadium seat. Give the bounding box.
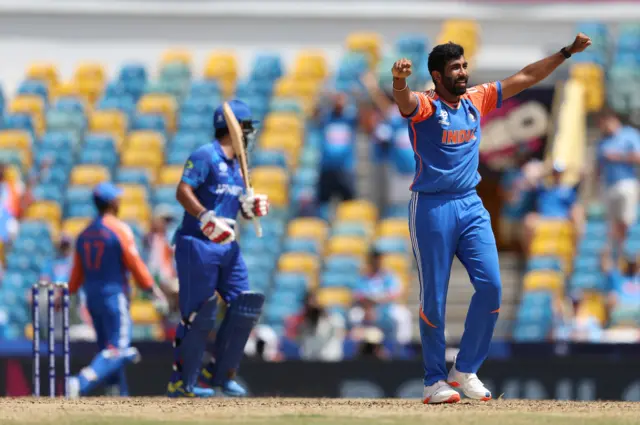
[74,62,106,85]
[530,236,574,258]
[204,51,238,81]
[263,113,304,135]
[346,32,382,67]
[0,130,32,152]
[130,300,162,324]
[90,111,128,144]
[77,80,104,105]
[161,49,193,66]
[137,94,177,133]
[534,220,574,239]
[0,149,32,171]
[252,166,288,188]
[26,63,59,87]
[278,252,320,287]
[25,201,62,225]
[293,51,328,81]
[377,218,410,240]
[121,149,164,173]
[51,81,81,100]
[9,95,45,117]
[259,132,302,155]
[119,201,151,224]
[327,236,368,258]
[336,200,378,224]
[288,217,329,243]
[70,165,110,186]
[118,184,148,203]
[576,292,606,325]
[273,78,320,99]
[381,253,410,276]
[127,130,165,152]
[523,270,564,293]
[158,166,183,186]
[570,63,605,112]
[316,287,353,308]
[62,218,91,239]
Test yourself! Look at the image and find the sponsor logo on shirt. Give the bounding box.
[215,184,243,197]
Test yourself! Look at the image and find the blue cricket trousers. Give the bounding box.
[408,190,501,386]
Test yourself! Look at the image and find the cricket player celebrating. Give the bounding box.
[392,33,591,404]
[67,182,164,397]
[167,99,269,398]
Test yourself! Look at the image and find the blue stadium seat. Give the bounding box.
[165,147,191,165]
[527,256,563,272]
[40,132,75,151]
[46,109,85,136]
[324,255,362,275]
[292,167,319,187]
[66,202,97,219]
[55,97,86,113]
[18,221,51,240]
[178,113,212,132]
[520,291,553,308]
[272,272,309,293]
[153,186,177,206]
[384,204,407,219]
[264,302,299,325]
[17,80,48,102]
[189,80,221,98]
[32,184,64,204]
[85,133,117,151]
[374,237,408,254]
[570,272,606,292]
[0,150,24,169]
[516,303,553,325]
[132,114,167,133]
[269,98,302,115]
[244,253,276,272]
[283,238,319,255]
[578,237,607,255]
[584,221,608,239]
[180,97,217,117]
[250,53,284,82]
[320,271,359,289]
[98,96,136,117]
[103,81,129,99]
[573,255,601,274]
[66,186,93,204]
[331,221,369,239]
[116,168,152,188]
[251,149,287,169]
[2,114,35,135]
[79,148,119,170]
[171,131,209,151]
[119,63,147,83]
[269,289,304,307]
[513,323,548,342]
[395,34,429,55]
[39,164,70,185]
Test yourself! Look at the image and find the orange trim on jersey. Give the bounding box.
[68,251,85,294]
[409,92,436,123]
[490,308,500,314]
[463,83,499,117]
[419,308,437,329]
[102,214,154,291]
[409,121,423,190]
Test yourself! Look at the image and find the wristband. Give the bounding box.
[197,210,207,220]
[560,47,572,59]
[393,81,408,91]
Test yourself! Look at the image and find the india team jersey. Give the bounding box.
[179,141,245,238]
[405,82,503,194]
[69,214,153,297]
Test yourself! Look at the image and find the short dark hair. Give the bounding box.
[93,196,110,215]
[428,42,465,80]
[596,107,619,121]
[215,128,229,140]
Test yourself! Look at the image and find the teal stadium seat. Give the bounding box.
[116,168,153,188]
[85,133,117,151]
[331,221,369,239]
[570,272,606,292]
[292,167,319,187]
[32,184,64,204]
[18,80,48,102]
[180,98,217,117]
[189,80,221,98]
[250,53,284,82]
[527,256,563,272]
[513,323,549,342]
[320,271,359,289]
[98,96,136,117]
[272,272,308,293]
[269,98,302,115]
[166,146,192,165]
[573,255,601,274]
[283,238,320,255]
[55,96,86,113]
[324,255,362,275]
[79,148,119,170]
[2,114,35,136]
[374,237,408,254]
[252,149,287,169]
[132,114,167,133]
[178,113,211,132]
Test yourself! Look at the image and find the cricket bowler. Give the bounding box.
[167,99,269,398]
[392,33,591,404]
[67,182,165,397]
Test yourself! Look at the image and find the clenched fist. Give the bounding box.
[567,33,592,55]
[392,58,413,78]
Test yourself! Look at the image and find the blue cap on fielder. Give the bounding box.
[213,99,259,129]
[93,182,123,204]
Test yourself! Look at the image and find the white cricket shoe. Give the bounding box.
[447,365,492,401]
[422,380,461,404]
[67,376,80,398]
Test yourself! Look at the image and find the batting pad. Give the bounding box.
[205,291,264,386]
[172,295,218,392]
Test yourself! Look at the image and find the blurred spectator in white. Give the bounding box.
[145,207,177,288]
[285,292,346,361]
[522,161,584,253]
[596,110,640,259]
[313,92,358,219]
[349,249,412,345]
[244,324,282,362]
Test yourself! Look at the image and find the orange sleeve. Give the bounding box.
[465,82,503,116]
[68,251,85,294]
[402,92,435,123]
[104,216,154,291]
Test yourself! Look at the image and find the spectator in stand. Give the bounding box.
[601,247,640,321]
[596,110,640,260]
[285,292,346,361]
[349,249,412,346]
[313,92,359,219]
[145,208,177,289]
[0,164,23,219]
[521,161,584,253]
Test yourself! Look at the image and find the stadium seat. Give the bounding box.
[74,62,106,85]
[327,236,368,258]
[272,272,309,293]
[335,199,378,224]
[70,165,110,186]
[118,202,151,224]
[62,218,92,239]
[158,165,183,186]
[9,95,45,134]
[252,166,289,208]
[321,271,359,289]
[377,218,410,240]
[527,256,563,272]
[288,217,329,243]
[117,168,153,188]
[161,48,193,66]
[374,237,409,254]
[26,63,59,88]
[331,221,371,240]
[50,81,82,101]
[316,287,353,308]
[278,252,320,288]
[251,149,288,169]
[90,110,128,146]
[121,149,163,176]
[293,51,328,81]
[79,148,119,170]
[127,130,166,151]
[24,201,62,225]
[130,300,162,324]
[283,238,321,255]
[85,133,117,151]
[0,130,32,153]
[137,94,177,133]
[523,270,564,293]
[119,184,149,203]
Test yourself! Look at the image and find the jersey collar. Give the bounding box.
[213,139,235,162]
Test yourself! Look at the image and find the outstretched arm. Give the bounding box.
[391,58,419,117]
[501,33,591,100]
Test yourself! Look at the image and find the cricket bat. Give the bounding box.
[222,102,263,238]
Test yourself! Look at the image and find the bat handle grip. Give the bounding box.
[246,188,263,238]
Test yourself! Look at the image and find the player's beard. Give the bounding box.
[443,75,468,96]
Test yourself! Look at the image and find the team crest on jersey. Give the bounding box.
[438,110,450,126]
[468,112,476,122]
[218,162,229,175]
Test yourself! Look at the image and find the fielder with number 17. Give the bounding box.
[392,33,591,404]
[167,99,269,398]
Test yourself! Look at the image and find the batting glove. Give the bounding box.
[198,211,236,244]
[240,193,269,219]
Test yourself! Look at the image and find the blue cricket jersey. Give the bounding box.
[178,141,245,238]
[404,82,503,194]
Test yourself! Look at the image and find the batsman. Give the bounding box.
[167,99,270,398]
[392,33,591,404]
